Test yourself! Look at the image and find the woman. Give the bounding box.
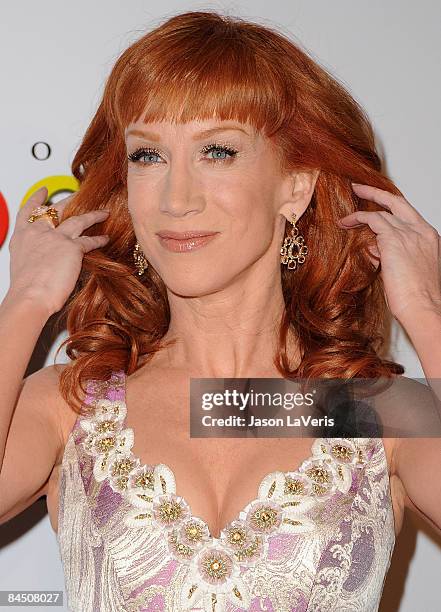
[1,9,440,612]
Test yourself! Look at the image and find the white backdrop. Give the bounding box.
[1,1,440,610]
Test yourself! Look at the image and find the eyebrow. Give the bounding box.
[125,124,250,141]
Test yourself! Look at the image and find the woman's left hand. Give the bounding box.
[337,183,441,324]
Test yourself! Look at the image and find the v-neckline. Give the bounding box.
[117,368,326,540]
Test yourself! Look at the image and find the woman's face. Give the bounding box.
[125,119,311,297]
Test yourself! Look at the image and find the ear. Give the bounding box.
[278,169,320,222]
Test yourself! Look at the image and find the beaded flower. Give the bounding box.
[79,395,370,612]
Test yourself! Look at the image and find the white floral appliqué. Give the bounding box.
[80,393,370,612]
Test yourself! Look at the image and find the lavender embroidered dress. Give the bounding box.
[56,370,396,611]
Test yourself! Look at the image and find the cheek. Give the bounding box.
[126,178,154,220]
[220,211,275,271]
[223,186,276,243]
[127,175,148,197]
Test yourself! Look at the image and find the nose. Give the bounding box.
[159,156,204,218]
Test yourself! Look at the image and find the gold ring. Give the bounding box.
[27,206,60,228]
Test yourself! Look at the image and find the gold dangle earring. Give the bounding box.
[280,212,308,270]
[133,242,149,276]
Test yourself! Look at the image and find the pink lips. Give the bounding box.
[156,230,218,239]
[156,230,219,253]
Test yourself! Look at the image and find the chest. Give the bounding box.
[46,371,401,540]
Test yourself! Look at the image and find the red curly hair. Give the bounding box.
[53,9,404,414]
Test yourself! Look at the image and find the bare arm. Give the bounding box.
[394,306,441,536]
[0,290,54,473]
[395,437,441,537]
[0,290,65,523]
[399,306,441,395]
[0,186,109,523]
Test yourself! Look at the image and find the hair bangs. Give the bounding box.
[111,21,295,139]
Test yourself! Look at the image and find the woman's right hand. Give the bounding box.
[7,186,111,315]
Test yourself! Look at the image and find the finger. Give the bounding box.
[352,183,423,223]
[49,192,80,223]
[366,243,381,269]
[56,210,110,239]
[18,188,77,229]
[74,234,110,253]
[339,210,407,232]
[17,186,48,220]
[49,192,77,210]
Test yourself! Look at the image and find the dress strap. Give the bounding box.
[81,370,126,410]
[68,370,127,496]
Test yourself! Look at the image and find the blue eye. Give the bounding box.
[127,148,162,164]
[127,143,239,165]
[200,143,238,162]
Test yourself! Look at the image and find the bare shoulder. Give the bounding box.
[19,363,77,463]
[374,373,439,448]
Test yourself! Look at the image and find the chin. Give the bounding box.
[159,267,236,298]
